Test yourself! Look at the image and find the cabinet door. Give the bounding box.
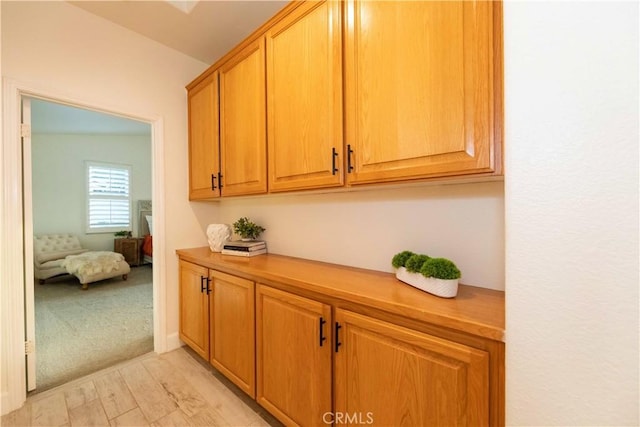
[209,270,256,398]
[334,309,489,426]
[256,284,332,426]
[219,39,267,196]
[266,0,343,192]
[188,72,220,200]
[178,260,210,359]
[344,1,498,184]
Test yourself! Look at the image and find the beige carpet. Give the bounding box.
[34,264,153,392]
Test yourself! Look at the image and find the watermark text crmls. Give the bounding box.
[323,412,374,425]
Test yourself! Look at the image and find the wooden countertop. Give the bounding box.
[176,247,505,342]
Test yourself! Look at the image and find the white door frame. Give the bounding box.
[22,96,36,391]
[1,78,167,413]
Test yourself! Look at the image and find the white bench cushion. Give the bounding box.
[62,251,126,277]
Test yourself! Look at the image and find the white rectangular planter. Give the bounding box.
[395,267,459,298]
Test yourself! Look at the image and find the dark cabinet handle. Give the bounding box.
[211,174,217,190]
[218,172,223,190]
[335,322,342,352]
[205,277,212,295]
[319,317,327,347]
[331,148,339,175]
[347,144,354,173]
[200,276,206,293]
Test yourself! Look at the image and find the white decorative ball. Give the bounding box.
[206,224,232,252]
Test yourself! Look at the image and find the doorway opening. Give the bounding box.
[22,95,158,393]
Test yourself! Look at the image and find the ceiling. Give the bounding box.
[32,1,288,134]
[68,0,289,64]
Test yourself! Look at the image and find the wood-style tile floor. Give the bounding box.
[2,347,281,427]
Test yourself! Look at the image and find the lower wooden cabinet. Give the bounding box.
[256,284,332,426]
[177,252,504,426]
[209,270,255,397]
[178,260,256,396]
[178,260,209,359]
[334,309,489,426]
[255,285,490,426]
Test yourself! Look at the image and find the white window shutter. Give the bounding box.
[86,162,131,233]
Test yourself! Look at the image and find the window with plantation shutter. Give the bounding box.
[86,161,132,233]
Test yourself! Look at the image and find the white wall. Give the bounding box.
[212,181,505,290]
[504,1,639,425]
[1,0,212,412]
[32,133,151,251]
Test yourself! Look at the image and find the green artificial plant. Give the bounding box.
[420,258,461,280]
[391,250,461,280]
[391,250,416,269]
[405,254,431,273]
[233,217,266,240]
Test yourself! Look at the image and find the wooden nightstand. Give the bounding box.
[114,237,145,267]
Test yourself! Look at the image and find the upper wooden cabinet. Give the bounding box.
[344,0,501,184]
[186,0,503,197]
[187,72,220,200]
[219,39,268,196]
[266,0,344,192]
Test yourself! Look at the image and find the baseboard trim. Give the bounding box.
[165,333,182,352]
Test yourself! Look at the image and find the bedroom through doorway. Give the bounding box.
[26,97,155,392]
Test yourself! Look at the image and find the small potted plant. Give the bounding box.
[392,251,461,298]
[233,217,266,241]
[114,230,131,238]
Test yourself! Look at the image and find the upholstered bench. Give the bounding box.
[34,234,130,290]
[61,251,130,290]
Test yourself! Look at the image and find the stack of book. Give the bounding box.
[221,240,267,257]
